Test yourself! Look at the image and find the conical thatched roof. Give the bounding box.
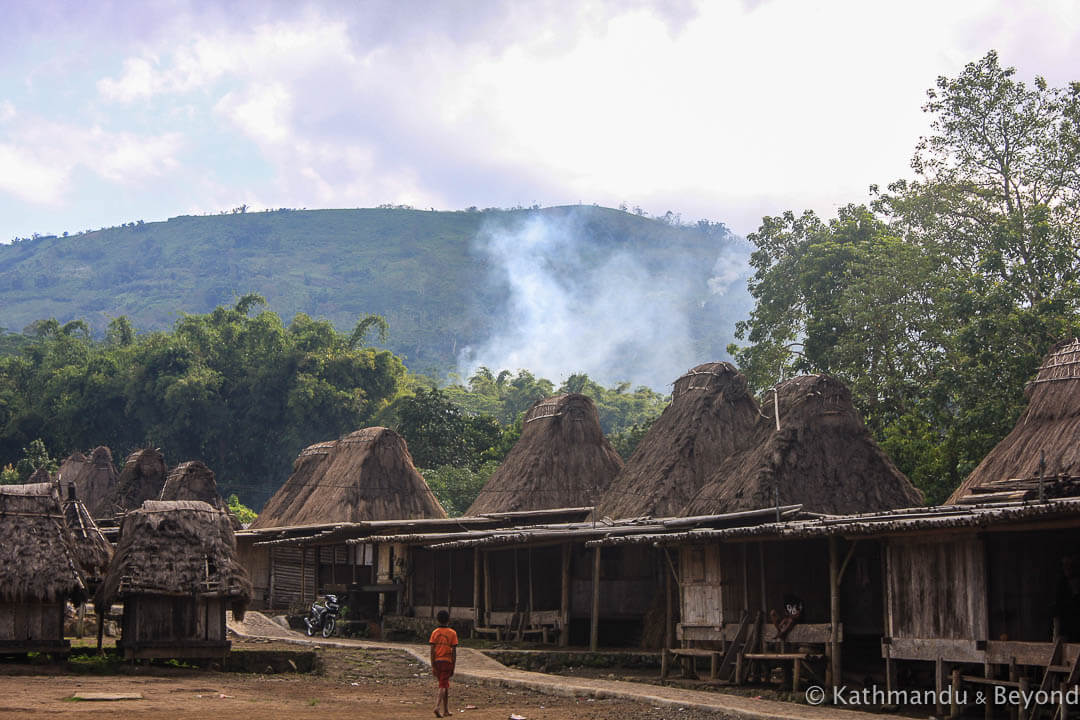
[159,461,240,528]
[111,448,167,515]
[595,363,764,520]
[685,374,923,515]
[96,500,251,618]
[466,394,623,515]
[948,339,1080,504]
[58,446,118,520]
[60,487,113,590]
[251,428,447,529]
[0,482,87,603]
[28,467,53,483]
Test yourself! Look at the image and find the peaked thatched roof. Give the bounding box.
[60,487,113,589]
[595,363,764,520]
[111,448,167,515]
[159,461,239,528]
[0,482,87,603]
[96,500,251,617]
[685,374,923,515]
[948,339,1080,504]
[466,394,623,515]
[251,428,447,529]
[28,467,53,483]
[58,446,118,520]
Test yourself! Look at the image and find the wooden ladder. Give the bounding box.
[1032,640,1080,720]
[715,611,752,682]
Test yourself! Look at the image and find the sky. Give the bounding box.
[2,0,1079,242]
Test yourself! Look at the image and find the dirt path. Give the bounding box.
[227,613,898,720]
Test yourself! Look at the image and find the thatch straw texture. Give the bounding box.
[58,446,118,520]
[466,394,623,515]
[685,374,923,515]
[96,500,251,617]
[61,493,113,588]
[595,363,765,520]
[251,428,446,529]
[0,483,87,603]
[111,448,167,515]
[159,461,240,529]
[947,339,1080,503]
[28,467,53,483]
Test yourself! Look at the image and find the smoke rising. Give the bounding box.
[458,209,753,390]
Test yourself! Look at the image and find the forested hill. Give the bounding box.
[0,205,750,382]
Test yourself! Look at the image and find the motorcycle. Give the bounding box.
[304,594,341,638]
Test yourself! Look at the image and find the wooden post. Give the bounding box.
[936,657,946,719]
[446,550,453,613]
[527,547,534,628]
[590,545,601,651]
[559,543,571,648]
[758,542,767,653]
[661,549,673,678]
[829,537,841,690]
[473,547,481,630]
[950,667,961,719]
[300,546,307,603]
[483,550,491,626]
[268,548,276,609]
[430,550,436,617]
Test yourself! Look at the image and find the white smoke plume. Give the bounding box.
[458,209,753,390]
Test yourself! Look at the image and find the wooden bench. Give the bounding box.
[474,610,562,643]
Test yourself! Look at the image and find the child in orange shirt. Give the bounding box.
[429,610,458,717]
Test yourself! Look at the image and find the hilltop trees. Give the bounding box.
[730,52,1080,502]
[0,297,405,507]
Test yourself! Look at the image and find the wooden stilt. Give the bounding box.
[559,543,570,648]
[483,551,491,626]
[446,550,453,614]
[662,551,672,678]
[472,548,481,631]
[590,545,601,651]
[829,537,841,690]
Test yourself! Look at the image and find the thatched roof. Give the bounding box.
[110,448,167,515]
[595,363,764,520]
[0,482,87,603]
[160,461,239,528]
[685,374,923,515]
[251,428,447,529]
[96,500,251,617]
[466,394,623,515]
[28,467,53,483]
[58,446,118,520]
[948,339,1080,504]
[61,488,113,589]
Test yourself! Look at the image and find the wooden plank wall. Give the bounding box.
[0,602,63,642]
[269,546,317,607]
[887,535,986,641]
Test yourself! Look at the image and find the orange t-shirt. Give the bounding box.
[429,626,458,662]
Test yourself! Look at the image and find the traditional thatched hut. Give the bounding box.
[57,482,113,592]
[160,461,239,529]
[253,428,446,529]
[111,448,167,515]
[58,446,118,520]
[947,339,1080,504]
[685,374,922,515]
[96,500,251,660]
[596,363,763,520]
[467,394,623,515]
[0,482,87,655]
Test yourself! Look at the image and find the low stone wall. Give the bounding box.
[382,614,473,642]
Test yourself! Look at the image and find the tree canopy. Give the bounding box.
[730,51,1080,503]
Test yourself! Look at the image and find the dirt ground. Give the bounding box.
[0,640,727,720]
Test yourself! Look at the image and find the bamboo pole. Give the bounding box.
[483,550,491,625]
[590,545,601,651]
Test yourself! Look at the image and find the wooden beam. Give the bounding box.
[559,543,570,648]
[483,550,491,626]
[446,550,453,613]
[664,550,673,653]
[829,536,841,689]
[473,547,481,628]
[590,545,601,651]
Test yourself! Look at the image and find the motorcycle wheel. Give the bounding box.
[305,621,315,637]
[322,617,335,638]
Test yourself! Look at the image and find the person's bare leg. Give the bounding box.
[440,687,450,716]
[434,685,443,716]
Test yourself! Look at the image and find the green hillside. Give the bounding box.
[0,205,749,380]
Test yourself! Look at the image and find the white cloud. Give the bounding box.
[0,117,182,205]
